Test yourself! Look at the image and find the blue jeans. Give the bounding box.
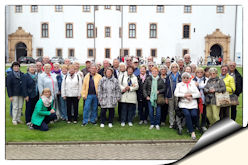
[121,103,136,123]
[59,96,68,120]
[182,108,198,133]
[33,113,57,131]
[82,95,98,124]
[147,101,161,125]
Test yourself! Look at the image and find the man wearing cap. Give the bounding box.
[133,58,140,77]
[82,60,91,76]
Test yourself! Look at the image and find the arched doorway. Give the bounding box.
[210,44,222,58]
[15,42,27,61]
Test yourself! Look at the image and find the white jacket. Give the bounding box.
[61,73,82,97]
[119,73,139,104]
[174,81,201,109]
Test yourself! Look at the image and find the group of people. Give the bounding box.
[6,54,242,140]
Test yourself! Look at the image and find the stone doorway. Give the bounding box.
[15,42,27,61]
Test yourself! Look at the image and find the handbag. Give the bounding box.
[215,92,231,107]
[230,88,239,105]
[157,94,166,105]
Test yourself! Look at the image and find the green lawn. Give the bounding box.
[5,66,243,142]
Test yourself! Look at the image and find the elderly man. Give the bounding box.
[98,59,111,77]
[126,56,133,67]
[147,62,154,76]
[81,60,91,76]
[133,58,140,76]
[64,58,71,66]
[228,61,243,121]
[165,58,171,74]
[41,56,54,71]
[147,56,153,63]
[36,61,43,74]
[184,54,191,66]
[177,58,185,75]
[112,58,120,79]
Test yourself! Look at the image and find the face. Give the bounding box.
[182,76,190,83]
[191,66,196,73]
[74,64,80,71]
[36,62,42,71]
[152,69,159,77]
[86,61,91,68]
[29,66,36,74]
[184,55,191,64]
[210,72,217,78]
[196,71,204,78]
[62,68,68,75]
[90,66,97,75]
[228,62,236,72]
[54,65,60,71]
[120,65,126,72]
[165,61,171,68]
[205,71,210,78]
[69,67,75,75]
[221,67,228,75]
[177,61,184,68]
[171,65,178,73]
[44,66,51,74]
[64,59,71,65]
[148,64,154,71]
[127,68,134,75]
[106,70,113,78]
[43,90,51,98]
[148,57,153,62]
[43,57,49,64]
[113,60,119,69]
[140,67,146,75]
[133,62,139,68]
[185,67,192,73]
[103,61,110,68]
[126,58,132,66]
[12,65,20,72]
[160,68,167,75]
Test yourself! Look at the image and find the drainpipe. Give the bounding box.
[121,6,123,60]
[233,5,238,61]
[93,6,96,63]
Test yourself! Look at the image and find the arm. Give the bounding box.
[226,76,236,94]
[61,76,66,98]
[174,83,185,98]
[38,74,44,96]
[78,75,83,97]
[216,79,226,93]
[22,74,28,97]
[191,84,201,98]
[129,76,139,92]
[158,79,166,94]
[143,78,149,99]
[36,100,51,116]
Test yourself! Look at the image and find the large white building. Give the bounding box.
[5,5,243,65]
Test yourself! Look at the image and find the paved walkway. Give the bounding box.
[6,142,195,160]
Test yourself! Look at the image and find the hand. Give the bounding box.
[125,86,130,91]
[209,89,215,93]
[63,96,66,100]
[184,93,192,98]
[83,96,87,100]
[132,84,136,87]
[186,96,193,101]
[9,97,13,102]
[147,96,150,100]
[57,91,61,95]
[157,91,159,94]
[165,98,168,104]
[25,96,29,102]
[122,89,126,93]
[195,82,199,87]
[50,109,55,113]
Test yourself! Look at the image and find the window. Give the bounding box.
[41,23,49,38]
[184,5,192,13]
[119,27,122,38]
[55,5,63,12]
[182,49,189,57]
[83,5,90,12]
[183,24,190,39]
[15,5,22,13]
[66,23,73,38]
[136,49,142,57]
[150,23,157,38]
[31,5,38,12]
[129,5,137,13]
[124,49,129,56]
[36,48,43,57]
[157,5,164,13]
[94,5,98,11]
[87,23,94,38]
[105,5,111,9]
[129,23,136,38]
[217,5,224,13]
[105,48,111,58]
[68,49,75,57]
[105,27,111,37]
[151,49,157,57]
[116,5,121,11]
[88,48,95,58]
[56,49,62,57]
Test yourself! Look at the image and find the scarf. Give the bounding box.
[28,72,38,82]
[184,79,191,88]
[140,74,146,83]
[127,75,132,86]
[220,74,226,80]
[13,71,21,79]
[171,72,179,92]
[52,69,61,74]
[150,76,159,108]
[41,95,52,107]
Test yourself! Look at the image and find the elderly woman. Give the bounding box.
[30,88,57,131]
[117,62,126,121]
[73,62,84,81]
[184,66,194,79]
[165,63,182,134]
[6,62,26,125]
[193,67,209,132]
[23,64,39,126]
[137,65,150,125]
[61,65,82,124]
[119,66,139,127]
[174,72,201,140]
[143,66,166,130]
[219,65,235,119]
[38,64,58,99]
[52,63,61,75]
[159,65,169,126]
[204,68,226,125]
[98,68,121,128]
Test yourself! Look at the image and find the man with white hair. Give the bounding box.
[112,58,120,79]
[177,58,185,75]
[147,56,153,63]
[98,59,110,77]
[126,56,133,67]
[64,58,71,66]
[184,54,191,66]
[165,58,171,74]
[147,62,154,76]
[41,56,54,71]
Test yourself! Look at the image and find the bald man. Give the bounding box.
[228,61,243,121]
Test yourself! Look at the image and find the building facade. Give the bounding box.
[5,5,243,65]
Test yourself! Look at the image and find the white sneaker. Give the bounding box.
[155,125,160,130]
[139,121,143,125]
[144,120,148,124]
[100,124,104,128]
[12,121,18,125]
[128,122,133,126]
[169,125,173,129]
[121,122,125,127]
[108,123,113,128]
[149,125,154,130]
[161,122,165,126]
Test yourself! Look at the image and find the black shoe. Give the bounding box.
[178,128,182,135]
[91,122,97,125]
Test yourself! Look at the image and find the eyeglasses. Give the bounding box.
[171,66,178,68]
[149,65,154,67]
[183,77,189,79]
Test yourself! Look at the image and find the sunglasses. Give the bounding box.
[183,77,190,79]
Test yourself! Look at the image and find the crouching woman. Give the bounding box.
[31,88,57,131]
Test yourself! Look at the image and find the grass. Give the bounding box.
[5,66,243,142]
